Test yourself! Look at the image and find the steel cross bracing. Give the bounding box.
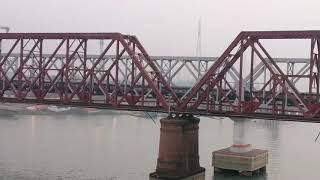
[0,31,320,121]
[0,33,181,111]
[2,53,310,109]
[176,31,320,121]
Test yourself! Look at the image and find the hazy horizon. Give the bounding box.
[1,0,320,57]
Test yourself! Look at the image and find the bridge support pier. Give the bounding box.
[149,114,205,180]
[212,118,268,176]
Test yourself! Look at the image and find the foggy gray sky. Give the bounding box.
[1,0,320,57]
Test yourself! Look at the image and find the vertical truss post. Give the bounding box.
[142,75,145,106]
[238,40,244,112]
[250,42,254,100]
[215,80,219,110]
[285,62,294,108]
[64,39,69,103]
[157,75,160,107]
[206,79,210,111]
[316,39,320,103]
[0,39,2,86]
[124,59,128,95]
[281,78,285,114]
[131,43,135,95]
[0,39,2,81]
[309,38,316,103]
[115,40,119,105]
[272,76,277,114]
[84,40,87,78]
[169,60,172,86]
[84,39,88,103]
[198,60,201,80]
[159,60,164,93]
[39,39,43,101]
[218,79,222,111]
[223,74,227,90]
[263,66,267,104]
[106,74,110,104]
[18,39,23,100]
[84,40,92,105]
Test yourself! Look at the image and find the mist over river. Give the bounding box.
[0,107,319,180]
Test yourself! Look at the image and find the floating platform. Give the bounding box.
[212,148,268,176]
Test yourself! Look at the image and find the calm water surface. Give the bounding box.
[0,109,320,180]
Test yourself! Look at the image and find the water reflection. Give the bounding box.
[112,118,117,130]
[264,121,281,180]
[31,116,37,138]
[0,109,319,179]
[213,172,267,180]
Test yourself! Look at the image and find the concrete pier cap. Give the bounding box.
[149,114,205,180]
[212,117,268,176]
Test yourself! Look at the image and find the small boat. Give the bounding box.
[48,105,71,112]
[83,108,101,113]
[26,105,48,111]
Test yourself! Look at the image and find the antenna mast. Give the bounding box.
[196,18,202,57]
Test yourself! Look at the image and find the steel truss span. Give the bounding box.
[0,31,320,122]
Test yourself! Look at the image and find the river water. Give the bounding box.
[0,107,320,180]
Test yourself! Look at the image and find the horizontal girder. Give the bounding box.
[0,33,132,39]
[6,53,311,63]
[244,30,320,39]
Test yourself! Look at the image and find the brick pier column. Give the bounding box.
[149,114,205,180]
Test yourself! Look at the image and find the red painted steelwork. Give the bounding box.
[1,31,320,122]
[0,33,179,111]
[177,31,320,121]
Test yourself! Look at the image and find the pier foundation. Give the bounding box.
[212,118,268,176]
[149,115,205,180]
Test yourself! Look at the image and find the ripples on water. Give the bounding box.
[0,107,320,180]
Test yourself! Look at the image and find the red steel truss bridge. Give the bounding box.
[1,31,320,122]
